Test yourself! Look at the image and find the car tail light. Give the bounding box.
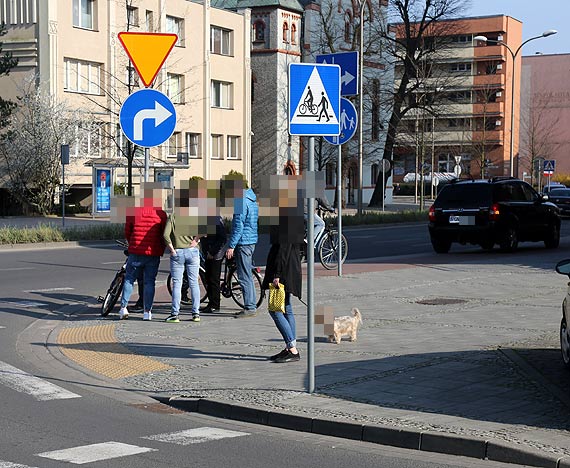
[489,203,500,221]
[428,205,436,222]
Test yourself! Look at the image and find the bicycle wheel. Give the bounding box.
[101,271,125,317]
[166,271,208,306]
[228,268,264,309]
[318,230,348,270]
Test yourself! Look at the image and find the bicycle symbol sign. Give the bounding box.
[289,63,340,136]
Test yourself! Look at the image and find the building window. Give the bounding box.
[127,6,138,28]
[166,15,183,46]
[72,0,95,30]
[186,133,201,159]
[452,34,472,43]
[145,10,153,32]
[282,22,289,43]
[371,163,379,185]
[326,162,336,186]
[126,66,139,88]
[227,136,240,160]
[64,58,101,94]
[450,62,472,73]
[254,20,265,42]
[290,23,297,44]
[211,134,223,159]
[211,80,233,108]
[211,26,233,55]
[344,12,352,43]
[72,122,102,158]
[167,132,182,158]
[167,73,183,104]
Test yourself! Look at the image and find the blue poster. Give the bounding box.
[96,169,111,212]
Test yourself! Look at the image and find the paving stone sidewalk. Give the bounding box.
[68,250,570,465]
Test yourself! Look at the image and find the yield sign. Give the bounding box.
[118,32,178,87]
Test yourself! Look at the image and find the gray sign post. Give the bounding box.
[61,145,69,228]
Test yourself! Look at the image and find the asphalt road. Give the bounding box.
[1,222,570,467]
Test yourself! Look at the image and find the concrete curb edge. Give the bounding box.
[155,396,569,468]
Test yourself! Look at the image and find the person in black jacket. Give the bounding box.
[200,216,227,313]
[262,196,304,364]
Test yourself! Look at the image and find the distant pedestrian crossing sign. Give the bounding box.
[543,159,555,175]
[288,63,341,136]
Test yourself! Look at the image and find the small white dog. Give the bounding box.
[328,308,363,344]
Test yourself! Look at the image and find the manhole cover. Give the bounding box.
[416,298,467,306]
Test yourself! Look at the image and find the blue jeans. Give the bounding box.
[235,244,256,311]
[121,254,161,312]
[170,247,200,315]
[269,292,296,348]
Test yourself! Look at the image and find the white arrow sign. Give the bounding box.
[133,101,173,141]
[341,70,355,89]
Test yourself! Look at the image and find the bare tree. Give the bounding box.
[0,78,80,214]
[368,0,471,206]
[469,85,501,178]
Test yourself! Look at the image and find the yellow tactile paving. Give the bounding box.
[57,324,171,379]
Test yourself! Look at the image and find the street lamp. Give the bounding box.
[473,30,557,177]
[357,0,366,215]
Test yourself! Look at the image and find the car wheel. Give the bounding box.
[431,236,451,254]
[499,226,518,252]
[561,317,570,369]
[544,222,560,249]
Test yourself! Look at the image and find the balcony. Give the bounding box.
[473,101,504,116]
[472,129,504,144]
[473,73,505,88]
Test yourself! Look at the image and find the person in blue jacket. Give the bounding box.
[225,177,259,318]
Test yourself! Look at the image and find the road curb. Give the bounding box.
[154,396,565,467]
[0,240,116,251]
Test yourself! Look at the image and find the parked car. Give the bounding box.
[547,188,570,217]
[542,182,566,195]
[428,177,561,253]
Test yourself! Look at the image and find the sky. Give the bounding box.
[465,0,569,55]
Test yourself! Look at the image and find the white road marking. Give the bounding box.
[0,461,38,468]
[23,287,74,293]
[1,267,35,271]
[0,361,81,401]
[0,301,48,308]
[0,326,5,329]
[101,261,125,265]
[37,442,156,464]
[143,427,249,445]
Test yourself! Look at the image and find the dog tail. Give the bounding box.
[352,307,362,324]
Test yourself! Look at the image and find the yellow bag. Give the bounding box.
[268,283,286,313]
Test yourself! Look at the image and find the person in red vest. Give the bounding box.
[118,183,167,321]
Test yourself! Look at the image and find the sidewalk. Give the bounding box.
[53,250,570,467]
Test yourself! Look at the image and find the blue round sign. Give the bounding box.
[324,98,357,145]
[119,88,176,147]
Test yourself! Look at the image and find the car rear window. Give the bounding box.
[435,183,493,208]
[550,189,570,196]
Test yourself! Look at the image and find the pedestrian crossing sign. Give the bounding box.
[288,63,341,136]
[543,159,555,174]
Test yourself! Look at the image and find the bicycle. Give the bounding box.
[166,252,265,309]
[299,101,317,115]
[301,210,348,270]
[98,240,129,317]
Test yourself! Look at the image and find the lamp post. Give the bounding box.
[357,0,366,215]
[473,30,557,177]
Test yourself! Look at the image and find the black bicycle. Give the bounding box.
[301,213,348,270]
[166,253,265,309]
[98,240,129,317]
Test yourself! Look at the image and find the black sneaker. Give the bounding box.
[269,349,289,361]
[165,314,180,323]
[234,309,257,319]
[133,302,144,312]
[274,350,300,363]
[200,306,219,313]
[181,295,191,305]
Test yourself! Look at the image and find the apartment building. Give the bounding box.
[393,15,522,181]
[0,0,251,213]
[520,53,570,181]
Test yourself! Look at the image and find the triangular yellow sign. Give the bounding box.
[118,32,178,87]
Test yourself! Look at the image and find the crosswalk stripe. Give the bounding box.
[0,301,48,308]
[143,427,250,445]
[24,287,74,293]
[37,442,156,464]
[0,361,81,401]
[0,462,38,468]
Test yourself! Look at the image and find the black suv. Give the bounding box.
[428,177,561,253]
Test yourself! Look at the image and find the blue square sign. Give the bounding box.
[288,63,341,136]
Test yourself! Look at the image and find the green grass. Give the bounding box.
[0,223,124,245]
[0,211,427,245]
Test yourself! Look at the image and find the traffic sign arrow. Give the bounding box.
[133,101,173,141]
[341,70,355,89]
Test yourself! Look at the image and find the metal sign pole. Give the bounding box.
[144,147,150,182]
[337,144,342,277]
[62,163,65,228]
[382,163,385,212]
[308,136,315,393]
